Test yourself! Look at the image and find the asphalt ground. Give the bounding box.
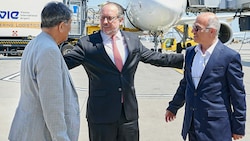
[0,41,249,141]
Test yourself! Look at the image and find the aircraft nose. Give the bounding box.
[126,0,187,31]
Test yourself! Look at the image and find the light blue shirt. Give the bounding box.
[191,39,218,88]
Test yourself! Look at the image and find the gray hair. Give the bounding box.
[101,2,125,18]
[207,15,221,36]
[41,1,72,28]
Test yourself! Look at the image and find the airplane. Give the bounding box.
[117,0,250,52]
[124,0,187,51]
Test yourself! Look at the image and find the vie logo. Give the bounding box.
[0,11,19,19]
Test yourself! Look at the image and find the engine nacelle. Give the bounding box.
[218,21,233,45]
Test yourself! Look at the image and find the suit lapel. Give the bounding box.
[186,47,196,89]
[89,31,118,69]
[196,41,223,89]
[120,31,134,70]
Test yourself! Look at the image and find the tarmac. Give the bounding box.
[0,40,250,141]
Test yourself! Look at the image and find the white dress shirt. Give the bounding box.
[101,31,128,65]
[191,39,218,88]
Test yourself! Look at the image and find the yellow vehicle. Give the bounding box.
[86,25,101,35]
[86,25,140,35]
[161,25,197,53]
[161,37,197,53]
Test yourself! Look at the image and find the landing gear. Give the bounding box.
[150,31,163,52]
[176,43,182,53]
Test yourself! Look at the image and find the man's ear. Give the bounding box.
[119,17,124,25]
[212,28,217,34]
[58,22,65,33]
[211,29,214,34]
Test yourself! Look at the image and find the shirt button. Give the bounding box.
[118,88,122,92]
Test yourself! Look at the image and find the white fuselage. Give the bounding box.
[125,0,187,31]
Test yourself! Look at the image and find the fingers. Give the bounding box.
[232,134,244,140]
[165,115,175,122]
[165,110,176,122]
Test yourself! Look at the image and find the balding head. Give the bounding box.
[197,12,220,36]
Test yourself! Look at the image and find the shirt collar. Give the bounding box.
[194,39,218,55]
[100,30,122,42]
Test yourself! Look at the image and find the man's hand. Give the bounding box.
[165,110,176,122]
[232,134,244,140]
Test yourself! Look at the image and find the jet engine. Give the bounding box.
[219,21,234,45]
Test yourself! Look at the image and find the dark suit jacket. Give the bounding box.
[167,40,246,141]
[64,30,183,123]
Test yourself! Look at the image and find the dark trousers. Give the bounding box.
[188,117,197,141]
[88,105,139,141]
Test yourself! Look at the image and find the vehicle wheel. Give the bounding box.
[10,49,17,56]
[60,44,74,55]
[176,43,182,53]
[158,48,162,53]
[17,52,22,56]
[186,43,192,48]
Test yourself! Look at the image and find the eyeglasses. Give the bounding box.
[192,25,211,32]
[100,16,119,23]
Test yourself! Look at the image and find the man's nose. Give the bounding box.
[103,17,108,23]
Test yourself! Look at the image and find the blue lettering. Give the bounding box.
[73,6,78,13]
[11,11,19,19]
[0,11,7,19]
[0,11,19,19]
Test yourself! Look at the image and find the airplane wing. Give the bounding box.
[177,13,235,25]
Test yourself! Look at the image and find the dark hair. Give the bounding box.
[41,1,72,28]
[101,2,125,18]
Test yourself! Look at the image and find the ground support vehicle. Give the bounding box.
[0,0,87,56]
[161,25,197,53]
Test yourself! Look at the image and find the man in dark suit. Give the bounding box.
[63,2,183,141]
[165,12,246,141]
